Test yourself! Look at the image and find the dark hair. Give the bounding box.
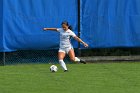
[61,21,73,30]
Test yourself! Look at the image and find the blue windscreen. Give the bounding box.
[0,0,140,52]
[0,0,3,51]
[81,0,140,48]
[1,0,78,52]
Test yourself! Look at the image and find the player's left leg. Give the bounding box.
[68,49,86,64]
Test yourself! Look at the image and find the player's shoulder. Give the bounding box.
[67,29,74,33]
[67,29,76,37]
[57,28,63,32]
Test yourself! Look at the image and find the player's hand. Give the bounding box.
[43,28,48,31]
[83,43,88,48]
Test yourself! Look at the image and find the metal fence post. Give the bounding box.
[78,0,81,57]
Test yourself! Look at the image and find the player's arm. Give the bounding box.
[43,28,58,32]
[74,36,88,47]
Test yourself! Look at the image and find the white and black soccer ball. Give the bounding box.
[50,65,58,72]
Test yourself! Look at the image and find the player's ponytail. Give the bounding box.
[61,21,73,30]
[68,25,73,30]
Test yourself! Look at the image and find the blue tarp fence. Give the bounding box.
[81,0,140,48]
[0,0,140,52]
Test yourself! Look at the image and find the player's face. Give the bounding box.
[62,24,68,31]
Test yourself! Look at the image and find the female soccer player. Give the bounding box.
[43,21,88,72]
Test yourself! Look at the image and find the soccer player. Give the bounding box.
[43,21,88,72]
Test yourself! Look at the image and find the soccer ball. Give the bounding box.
[50,65,58,72]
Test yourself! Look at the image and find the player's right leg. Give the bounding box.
[68,49,86,64]
[58,49,68,72]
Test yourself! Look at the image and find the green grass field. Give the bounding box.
[0,62,140,93]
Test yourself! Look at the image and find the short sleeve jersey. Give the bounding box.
[57,28,76,48]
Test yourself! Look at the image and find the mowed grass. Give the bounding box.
[0,62,140,93]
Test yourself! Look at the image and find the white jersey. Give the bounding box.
[57,28,76,48]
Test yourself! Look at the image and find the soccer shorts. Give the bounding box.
[58,47,73,54]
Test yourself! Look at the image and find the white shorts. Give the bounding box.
[58,47,73,54]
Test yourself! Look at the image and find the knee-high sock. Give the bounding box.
[59,60,67,70]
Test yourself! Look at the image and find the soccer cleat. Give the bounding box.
[64,70,68,72]
[80,59,86,64]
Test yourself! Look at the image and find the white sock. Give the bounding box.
[74,57,80,62]
[59,60,67,70]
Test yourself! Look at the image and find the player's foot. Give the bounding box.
[64,70,68,72]
[80,59,86,64]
